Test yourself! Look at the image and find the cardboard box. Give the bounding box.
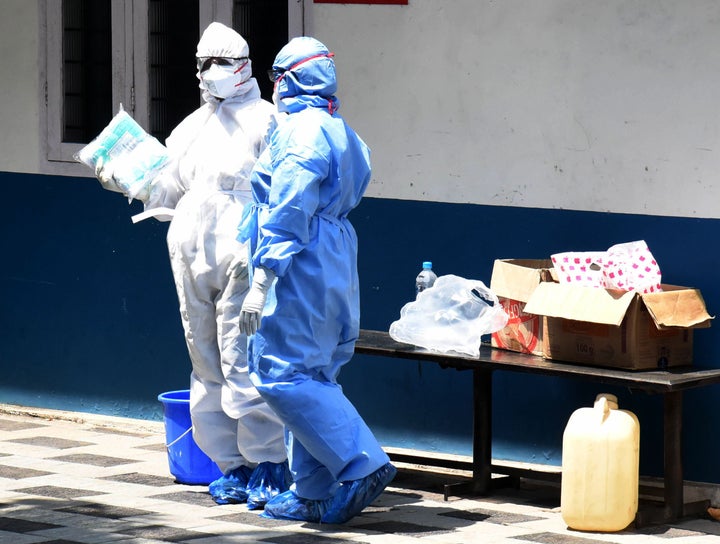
[490,259,555,356]
[523,282,713,370]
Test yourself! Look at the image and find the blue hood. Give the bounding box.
[273,37,339,113]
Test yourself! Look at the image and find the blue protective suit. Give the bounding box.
[238,37,390,502]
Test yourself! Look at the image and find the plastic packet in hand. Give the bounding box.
[389,274,509,357]
[74,104,170,200]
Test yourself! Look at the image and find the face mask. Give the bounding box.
[201,62,246,99]
[272,85,288,113]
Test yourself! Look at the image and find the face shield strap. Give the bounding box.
[233,60,250,86]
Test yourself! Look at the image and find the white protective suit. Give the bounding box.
[143,22,286,474]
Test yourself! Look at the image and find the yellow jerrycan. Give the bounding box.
[561,393,640,532]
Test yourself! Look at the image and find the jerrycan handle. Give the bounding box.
[594,393,618,422]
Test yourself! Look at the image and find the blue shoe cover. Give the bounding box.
[261,489,322,522]
[246,461,292,510]
[209,465,253,505]
[320,462,397,524]
[261,463,397,524]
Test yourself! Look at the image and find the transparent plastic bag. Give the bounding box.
[74,104,170,200]
[389,274,509,357]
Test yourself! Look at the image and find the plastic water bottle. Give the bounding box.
[415,261,437,297]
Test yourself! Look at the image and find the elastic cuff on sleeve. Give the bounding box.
[254,266,276,289]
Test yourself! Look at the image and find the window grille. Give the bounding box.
[148,0,200,142]
[62,0,112,143]
[233,0,288,101]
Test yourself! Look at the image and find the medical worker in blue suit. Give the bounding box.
[237,37,396,523]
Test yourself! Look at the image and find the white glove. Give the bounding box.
[95,156,125,194]
[239,266,276,336]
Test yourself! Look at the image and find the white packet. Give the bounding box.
[74,104,170,200]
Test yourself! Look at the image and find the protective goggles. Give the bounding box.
[197,56,248,73]
[267,68,284,82]
[267,52,335,83]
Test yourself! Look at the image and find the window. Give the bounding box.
[61,0,113,144]
[44,0,131,171]
[147,0,201,142]
[234,0,289,101]
[42,0,303,175]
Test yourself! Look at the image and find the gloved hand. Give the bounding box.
[127,178,153,203]
[239,266,276,336]
[95,156,126,194]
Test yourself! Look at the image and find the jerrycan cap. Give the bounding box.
[594,393,619,413]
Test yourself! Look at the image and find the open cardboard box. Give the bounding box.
[523,282,713,370]
[489,259,556,356]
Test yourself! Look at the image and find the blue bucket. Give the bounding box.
[157,390,222,485]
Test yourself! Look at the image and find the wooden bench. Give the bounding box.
[355,329,720,526]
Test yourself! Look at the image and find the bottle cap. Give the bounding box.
[422,261,432,269]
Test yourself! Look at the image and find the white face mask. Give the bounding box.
[201,63,245,99]
[272,84,288,113]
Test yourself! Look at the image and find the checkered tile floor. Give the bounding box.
[1,407,719,544]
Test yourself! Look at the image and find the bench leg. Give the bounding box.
[664,390,683,519]
[635,391,709,527]
[444,368,493,500]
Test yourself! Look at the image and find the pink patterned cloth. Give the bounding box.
[551,251,606,288]
[551,240,662,294]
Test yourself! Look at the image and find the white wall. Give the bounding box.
[4,1,720,218]
[312,1,720,219]
[0,1,40,174]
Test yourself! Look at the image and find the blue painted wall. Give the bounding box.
[3,171,719,482]
[1,172,188,417]
[346,197,720,482]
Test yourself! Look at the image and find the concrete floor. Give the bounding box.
[1,405,720,544]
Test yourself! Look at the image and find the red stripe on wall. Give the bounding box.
[314,0,407,4]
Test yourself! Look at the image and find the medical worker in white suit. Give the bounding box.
[96,22,288,508]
